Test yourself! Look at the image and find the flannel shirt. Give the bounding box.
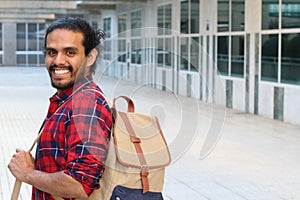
[33,76,112,200]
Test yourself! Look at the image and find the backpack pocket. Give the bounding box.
[110,185,164,200]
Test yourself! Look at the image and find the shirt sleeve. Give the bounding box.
[63,91,112,195]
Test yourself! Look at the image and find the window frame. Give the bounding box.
[260,0,300,86]
[16,22,45,66]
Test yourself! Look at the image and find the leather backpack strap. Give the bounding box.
[118,112,150,194]
[113,96,135,112]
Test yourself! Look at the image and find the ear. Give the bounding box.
[86,48,98,67]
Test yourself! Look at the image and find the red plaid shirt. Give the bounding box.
[33,76,112,200]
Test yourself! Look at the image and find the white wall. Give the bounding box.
[233,79,245,111]
[259,83,274,119]
[285,87,300,125]
[214,77,227,107]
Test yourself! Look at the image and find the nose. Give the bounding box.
[53,52,67,66]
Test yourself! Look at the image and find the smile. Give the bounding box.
[54,68,70,75]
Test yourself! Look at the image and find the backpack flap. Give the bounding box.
[114,111,171,169]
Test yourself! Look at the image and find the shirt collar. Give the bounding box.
[49,75,94,104]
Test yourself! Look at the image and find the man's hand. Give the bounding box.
[8,148,34,183]
[8,148,88,199]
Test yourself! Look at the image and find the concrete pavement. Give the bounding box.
[0,67,300,200]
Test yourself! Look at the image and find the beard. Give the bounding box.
[49,65,74,91]
[49,64,87,91]
[50,79,75,91]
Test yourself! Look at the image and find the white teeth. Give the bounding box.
[54,69,69,74]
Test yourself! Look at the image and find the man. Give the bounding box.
[8,17,112,200]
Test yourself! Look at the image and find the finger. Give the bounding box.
[16,148,22,153]
[8,158,15,171]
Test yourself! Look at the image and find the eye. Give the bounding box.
[46,49,57,57]
[66,50,76,57]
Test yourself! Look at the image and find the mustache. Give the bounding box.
[49,65,73,72]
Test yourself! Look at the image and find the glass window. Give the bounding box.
[218,0,245,32]
[261,1,300,86]
[157,4,173,68]
[191,0,200,33]
[282,0,300,29]
[181,0,200,34]
[118,14,127,36]
[118,14,127,62]
[131,10,142,36]
[158,4,172,35]
[231,35,244,77]
[103,18,111,38]
[104,40,111,60]
[217,36,229,75]
[131,39,142,64]
[0,23,2,64]
[231,0,245,31]
[28,23,37,51]
[104,39,111,52]
[180,1,189,34]
[28,54,37,64]
[103,18,112,61]
[118,39,126,53]
[17,55,26,64]
[218,0,230,32]
[157,6,164,35]
[281,33,300,85]
[157,37,173,68]
[180,37,189,70]
[16,23,45,66]
[157,38,164,66]
[190,37,199,71]
[118,39,127,62]
[38,23,45,51]
[261,34,279,82]
[165,4,172,32]
[262,0,279,30]
[39,54,45,64]
[0,24,2,51]
[165,38,172,67]
[17,23,26,51]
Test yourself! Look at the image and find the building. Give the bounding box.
[0,0,299,125]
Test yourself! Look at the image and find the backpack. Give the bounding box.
[11,89,171,200]
[54,93,172,200]
[91,94,172,200]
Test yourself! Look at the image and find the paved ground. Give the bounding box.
[0,67,300,200]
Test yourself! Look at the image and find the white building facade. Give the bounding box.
[0,0,299,125]
[97,0,300,125]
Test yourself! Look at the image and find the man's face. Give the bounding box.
[45,29,89,93]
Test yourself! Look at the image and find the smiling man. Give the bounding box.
[8,17,112,200]
[46,28,90,93]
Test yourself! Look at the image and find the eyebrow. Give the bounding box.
[45,47,79,52]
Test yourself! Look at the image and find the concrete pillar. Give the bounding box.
[245,0,261,114]
[3,22,16,66]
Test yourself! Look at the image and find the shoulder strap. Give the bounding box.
[113,96,135,112]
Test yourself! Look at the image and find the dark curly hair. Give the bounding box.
[44,17,105,73]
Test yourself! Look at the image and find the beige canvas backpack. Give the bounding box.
[55,94,171,199]
[95,95,171,199]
